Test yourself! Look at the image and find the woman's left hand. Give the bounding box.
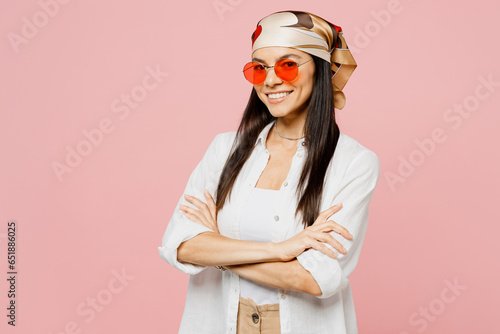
[179,189,219,234]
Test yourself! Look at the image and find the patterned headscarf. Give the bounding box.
[251,11,357,110]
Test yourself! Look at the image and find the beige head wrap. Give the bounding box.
[251,11,357,110]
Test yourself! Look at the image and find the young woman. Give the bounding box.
[158,10,380,334]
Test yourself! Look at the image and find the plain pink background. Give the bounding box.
[1,0,499,333]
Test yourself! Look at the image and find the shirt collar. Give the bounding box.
[255,121,307,150]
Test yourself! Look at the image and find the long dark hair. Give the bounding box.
[215,55,340,228]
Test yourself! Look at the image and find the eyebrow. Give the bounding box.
[252,53,302,64]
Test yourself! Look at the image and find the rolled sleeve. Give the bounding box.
[158,132,232,275]
[158,212,214,275]
[296,150,380,298]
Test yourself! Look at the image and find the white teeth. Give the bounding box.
[268,91,291,99]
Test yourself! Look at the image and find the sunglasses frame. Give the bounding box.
[242,58,313,84]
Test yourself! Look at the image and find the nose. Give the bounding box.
[264,67,283,86]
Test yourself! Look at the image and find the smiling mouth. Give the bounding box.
[267,91,292,99]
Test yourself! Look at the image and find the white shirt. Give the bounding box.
[239,187,281,305]
[158,121,380,334]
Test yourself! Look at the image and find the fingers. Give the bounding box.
[184,193,214,222]
[309,230,346,255]
[326,220,352,240]
[179,205,217,232]
[180,192,220,233]
[179,203,211,229]
[309,239,338,259]
[179,204,204,224]
[204,189,217,219]
[313,203,343,225]
[203,190,219,233]
[309,220,352,240]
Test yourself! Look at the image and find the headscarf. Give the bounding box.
[251,11,357,110]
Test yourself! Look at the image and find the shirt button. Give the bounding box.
[252,313,260,324]
[274,215,279,221]
[301,142,306,146]
[283,181,288,187]
[281,294,286,300]
[297,152,303,157]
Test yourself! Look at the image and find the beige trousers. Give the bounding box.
[236,296,281,334]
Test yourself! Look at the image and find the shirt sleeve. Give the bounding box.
[296,149,380,298]
[158,133,229,275]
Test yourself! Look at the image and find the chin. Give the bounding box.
[266,107,289,118]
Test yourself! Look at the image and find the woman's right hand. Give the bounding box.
[276,203,352,261]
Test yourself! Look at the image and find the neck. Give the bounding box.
[274,117,306,139]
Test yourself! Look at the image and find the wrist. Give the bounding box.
[267,241,283,262]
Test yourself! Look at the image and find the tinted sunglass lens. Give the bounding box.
[243,60,301,84]
[275,59,299,81]
[243,62,265,84]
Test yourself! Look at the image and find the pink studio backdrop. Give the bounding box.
[1,0,499,333]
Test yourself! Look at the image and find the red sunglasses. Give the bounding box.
[242,58,312,84]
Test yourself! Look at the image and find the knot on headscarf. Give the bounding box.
[251,11,357,110]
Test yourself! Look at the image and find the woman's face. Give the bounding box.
[251,47,315,120]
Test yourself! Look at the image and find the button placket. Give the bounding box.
[272,153,302,243]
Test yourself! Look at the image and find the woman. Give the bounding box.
[158,10,380,334]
